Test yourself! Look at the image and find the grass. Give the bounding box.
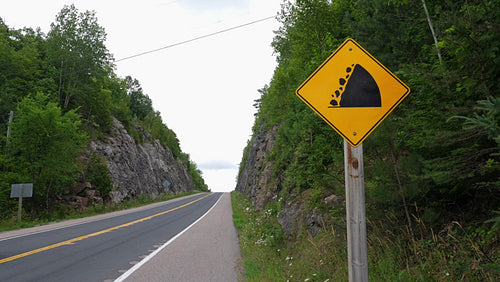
[0,190,203,232]
[231,191,287,281]
[231,190,500,281]
[231,190,344,281]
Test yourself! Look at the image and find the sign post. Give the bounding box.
[10,183,33,222]
[295,38,410,281]
[18,186,23,222]
[344,141,368,281]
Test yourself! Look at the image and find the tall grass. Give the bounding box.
[231,191,499,281]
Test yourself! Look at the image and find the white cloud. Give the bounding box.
[198,160,238,170]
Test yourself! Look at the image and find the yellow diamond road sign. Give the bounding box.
[296,38,410,147]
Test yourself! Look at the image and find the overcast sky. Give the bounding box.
[1,0,283,192]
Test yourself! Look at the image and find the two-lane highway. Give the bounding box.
[0,192,223,282]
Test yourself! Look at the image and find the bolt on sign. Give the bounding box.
[296,38,410,147]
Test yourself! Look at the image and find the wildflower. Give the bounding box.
[305,279,310,282]
[255,238,266,245]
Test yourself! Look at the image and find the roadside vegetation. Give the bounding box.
[235,0,499,280]
[232,191,499,281]
[0,190,203,232]
[0,4,208,223]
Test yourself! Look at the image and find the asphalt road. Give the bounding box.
[0,192,232,282]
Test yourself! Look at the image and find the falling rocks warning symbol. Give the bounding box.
[295,38,411,147]
[329,64,381,108]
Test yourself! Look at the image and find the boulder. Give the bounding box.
[305,207,323,236]
[278,200,306,237]
[324,194,343,208]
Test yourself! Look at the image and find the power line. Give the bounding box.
[0,15,277,95]
[115,15,276,62]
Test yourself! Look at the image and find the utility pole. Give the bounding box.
[4,111,14,171]
[6,111,13,140]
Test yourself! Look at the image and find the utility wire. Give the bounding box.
[116,15,276,62]
[0,15,276,95]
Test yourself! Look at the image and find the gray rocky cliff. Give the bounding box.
[89,118,195,204]
[236,121,337,237]
[236,121,280,211]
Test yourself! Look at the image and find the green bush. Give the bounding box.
[85,153,112,200]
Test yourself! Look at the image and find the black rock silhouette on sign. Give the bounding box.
[329,64,381,108]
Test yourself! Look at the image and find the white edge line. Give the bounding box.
[113,193,224,282]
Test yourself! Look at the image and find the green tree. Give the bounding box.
[106,75,131,127]
[242,0,500,232]
[126,76,154,120]
[46,4,113,131]
[187,161,209,192]
[0,19,52,131]
[9,93,87,211]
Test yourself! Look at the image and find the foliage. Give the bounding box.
[46,4,114,132]
[187,160,209,192]
[249,0,500,228]
[125,76,154,120]
[105,75,131,128]
[8,93,88,212]
[46,4,112,109]
[238,0,500,279]
[0,5,206,218]
[0,20,53,132]
[232,191,499,281]
[85,152,112,200]
[231,191,287,281]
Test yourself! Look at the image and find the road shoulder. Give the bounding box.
[123,192,242,282]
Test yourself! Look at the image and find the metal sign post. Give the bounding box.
[17,185,23,222]
[344,141,368,281]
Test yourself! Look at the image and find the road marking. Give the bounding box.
[0,193,214,264]
[113,193,224,282]
[0,195,197,242]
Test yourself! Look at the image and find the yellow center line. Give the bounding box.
[0,193,214,264]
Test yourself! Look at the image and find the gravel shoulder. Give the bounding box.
[123,192,242,282]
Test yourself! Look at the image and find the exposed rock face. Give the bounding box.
[278,199,323,237]
[277,199,305,237]
[236,121,280,210]
[89,118,195,204]
[236,120,327,238]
